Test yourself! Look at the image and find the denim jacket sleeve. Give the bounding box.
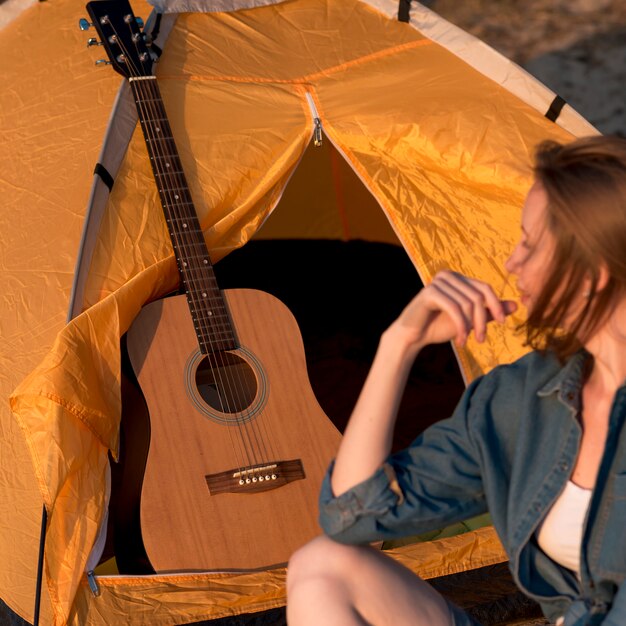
[319,375,490,545]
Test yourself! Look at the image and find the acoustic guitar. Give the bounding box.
[86,0,341,572]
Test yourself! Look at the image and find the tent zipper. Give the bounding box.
[88,564,285,583]
[87,570,100,597]
[305,92,323,147]
[304,94,430,336]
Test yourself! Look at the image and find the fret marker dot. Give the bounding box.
[208,311,213,316]
[175,195,179,200]
[202,292,207,297]
[183,261,187,267]
[183,223,188,228]
[166,162,171,168]
[203,259,208,264]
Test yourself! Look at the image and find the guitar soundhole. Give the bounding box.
[195,352,257,413]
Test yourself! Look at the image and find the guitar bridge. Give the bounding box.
[205,459,305,495]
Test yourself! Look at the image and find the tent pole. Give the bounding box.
[33,505,47,626]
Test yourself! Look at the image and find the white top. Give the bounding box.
[537,480,593,575]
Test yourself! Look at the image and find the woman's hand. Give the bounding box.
[391,271,518,350]
[330,271,517,497]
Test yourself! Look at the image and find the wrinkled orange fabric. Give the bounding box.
[2,0,588,623]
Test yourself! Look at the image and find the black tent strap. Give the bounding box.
[398,0,412,22]
[545,95,567,122]
[33,506,47,626]
[94,163,114,192]
[149,12,163,58]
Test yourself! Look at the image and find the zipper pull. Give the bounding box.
[313,117,323,147]
[87,570,100,597]
[305,92,324,147]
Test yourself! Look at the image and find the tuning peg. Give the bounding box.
[87,38,103,47]
[78,18,93,31]
[122,13,144,29]
[95,59,112,67]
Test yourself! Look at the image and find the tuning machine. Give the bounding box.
[78,18,93,31]
[95,59,112,67]
[86,37,103,47]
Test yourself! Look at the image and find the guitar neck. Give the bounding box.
[129,76,236,353]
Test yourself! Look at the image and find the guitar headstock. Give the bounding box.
[84,0,153,79]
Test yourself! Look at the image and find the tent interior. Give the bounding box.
[217,139,468,453]
[101,138,473,574]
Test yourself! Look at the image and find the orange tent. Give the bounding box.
[0,0,597,623]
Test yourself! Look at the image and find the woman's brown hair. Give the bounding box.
[523,135,626,360]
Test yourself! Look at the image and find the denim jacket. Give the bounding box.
[319,350,626,626]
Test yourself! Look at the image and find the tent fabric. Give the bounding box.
[1,0,598,624]
[66,527,504,625]
[366,0,596,137]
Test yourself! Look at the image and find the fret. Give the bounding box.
[175,248,211,260]
[197,327,233,340]
[167,215,204,224]
[168,236,201,249]
[157,185,194,194]
[184,285,222,298]
[139,116,170,123]
[135,97,167,104]
[198,327,237,341]
[161,195,195,206]
[196,320,234,333]
[172,240,210,254]
[195,321,232,335]
[176,250,211,258]
[130,77,237,351]
[163,200,195,212]
[151,155,183,166]
[186,290,223,304]
[181,270,217,283]
[150,149,180,160]
[189,305,224,318]
[154,170,186,179]
[145,135,177,145]
[152,152,180,159]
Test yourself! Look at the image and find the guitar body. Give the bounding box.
[85,1,340,573]
[127,288,341,572]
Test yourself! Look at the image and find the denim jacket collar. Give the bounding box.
[537,349,591,413]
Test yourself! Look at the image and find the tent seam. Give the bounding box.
[156,38,431,86]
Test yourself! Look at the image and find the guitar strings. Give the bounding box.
[120,21,251,470]
[122,18,280,474]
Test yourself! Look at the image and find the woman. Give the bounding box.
[287,135,626,626]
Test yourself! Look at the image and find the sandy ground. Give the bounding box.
[429,0,626,136]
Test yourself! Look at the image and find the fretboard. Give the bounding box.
[129,76,236,353]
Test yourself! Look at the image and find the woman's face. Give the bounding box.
[505,181,557,312]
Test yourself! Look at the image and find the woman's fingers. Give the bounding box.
[428,272,516,345]
[428,281,473,344]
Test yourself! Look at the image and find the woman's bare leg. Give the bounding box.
[287,535,455,626]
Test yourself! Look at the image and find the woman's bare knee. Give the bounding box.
[287,536,454,626]
[287,536,371,625]
[288,535,359,589]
